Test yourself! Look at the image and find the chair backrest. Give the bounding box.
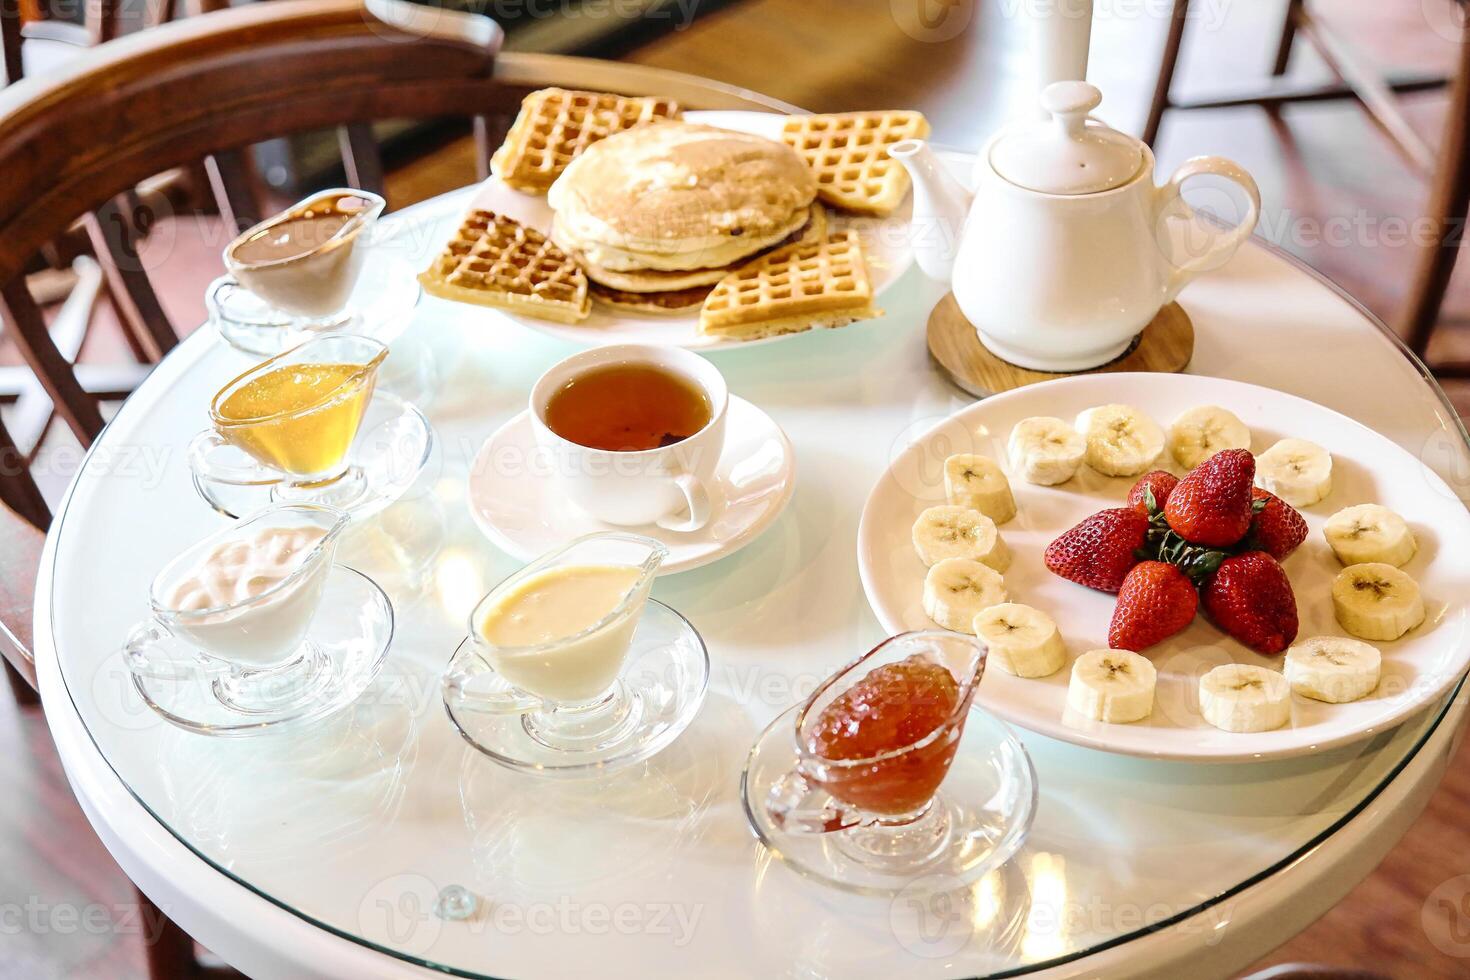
[0,0,506,286]
[0,0,507,448]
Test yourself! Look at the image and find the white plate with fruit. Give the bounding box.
[857,372,1470,762]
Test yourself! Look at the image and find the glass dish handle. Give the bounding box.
[122,620,200,681]
[442,639,540,716]
[187,430,279,486]
[764,767,863,835]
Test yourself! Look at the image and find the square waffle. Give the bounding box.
[491,88,682,194]
[698,230,881,341]
[781,111,930,216]
[419,210,590,324]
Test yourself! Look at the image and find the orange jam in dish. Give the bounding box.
[806,655,961,815]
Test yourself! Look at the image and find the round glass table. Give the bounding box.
[35,174,1470,978]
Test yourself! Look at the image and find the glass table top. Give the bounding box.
[44,185,1470,978]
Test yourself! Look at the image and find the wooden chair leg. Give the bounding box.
[148,0,179,29]
[138,888,201,980]
[0,278,105,445]
[2,0,22,85]
[1143,0,1191,148]
[0,412,50,531]
[1400,13,1470,358]
[84,198,180,360]
[338,124,387,198]
[85,0,122,44]
[473,114,495,182]
[204,149,262,235]
[1270,0,1304,77]
[5,659,39,706]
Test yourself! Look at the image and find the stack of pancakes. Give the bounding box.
[547,121,820,313]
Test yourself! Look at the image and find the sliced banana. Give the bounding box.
[1007,417,1086,486]
[1255,438,1333,507]
[1075,404,1165,477]
[1331,562,1425,641]
[943,454,1017,524]
[1066,649,1156,723]
[911,505,1010,571]
[1199,664,1290,733]
[1323,504,1416,567]
[923,558,1007,633]
[1284,636,1381,704]
[973,603,1066,678]
[1168,405,1252,469]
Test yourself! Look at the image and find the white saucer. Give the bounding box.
[467,396,795,574]
[190,391,435,523]
[126,564,395,736]
[207,250,422,357]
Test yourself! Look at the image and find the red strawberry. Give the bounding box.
[1163,449,1256,547]
[1127,470,1179,516]
[1246,487,1307,560]
[1201,551,1298,654]
[1044,507,1149,593]
[1108,561,1198,651]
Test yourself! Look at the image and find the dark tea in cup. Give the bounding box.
[544,364,712,452]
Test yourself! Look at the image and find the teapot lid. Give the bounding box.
[990,81,1143,195]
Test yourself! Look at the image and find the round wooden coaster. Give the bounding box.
[927,293,1194,398]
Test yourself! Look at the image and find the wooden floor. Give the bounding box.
[8,0,1470,976]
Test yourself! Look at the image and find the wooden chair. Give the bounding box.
[1145,0,1470,373]
[2,0,187,487]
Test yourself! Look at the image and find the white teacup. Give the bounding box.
[530,344,728,532]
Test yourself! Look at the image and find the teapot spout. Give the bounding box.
[889,139,972,285]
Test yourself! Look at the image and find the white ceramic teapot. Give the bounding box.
[891,81,1261,372]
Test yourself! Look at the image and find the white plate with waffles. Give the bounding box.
[426,109,915,351]
[857,373,1470,763]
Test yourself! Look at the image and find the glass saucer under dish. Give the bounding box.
[741,702,1038,896]
[125,565,394,736]
[206,252,421,358]
[189,390,434,522]
[444,600,710,776]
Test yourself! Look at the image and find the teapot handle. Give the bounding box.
[1157,156,1261,302]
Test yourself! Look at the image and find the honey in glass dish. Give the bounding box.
[805,654,963,815]
[214,362,377,477]
[544,364,710,452]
